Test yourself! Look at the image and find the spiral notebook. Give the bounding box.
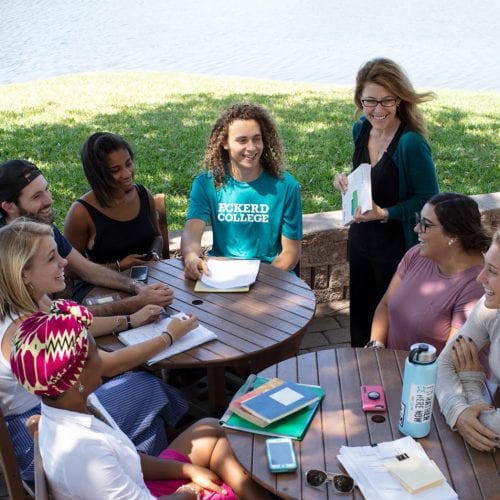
[118,313,217,365]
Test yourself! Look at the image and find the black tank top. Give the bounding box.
[77,184,156,263]
[349,120,405,262]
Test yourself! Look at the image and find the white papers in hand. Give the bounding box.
[341,163,372,225]
[200,259,260,289]
[118,313,217,365]
[337,436,457,500]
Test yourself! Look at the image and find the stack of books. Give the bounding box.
[220,374,325,440]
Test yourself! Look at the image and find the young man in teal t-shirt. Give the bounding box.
[181,103,302,279]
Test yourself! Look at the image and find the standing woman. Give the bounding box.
[334,58,439,347]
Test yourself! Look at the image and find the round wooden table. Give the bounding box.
[97,258,316,413]
[226,348,499,499]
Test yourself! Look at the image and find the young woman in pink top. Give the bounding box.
[366,192,490,353]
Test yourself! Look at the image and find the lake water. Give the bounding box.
[0,0,499,91]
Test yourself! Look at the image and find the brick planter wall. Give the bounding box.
[169,192,500,304]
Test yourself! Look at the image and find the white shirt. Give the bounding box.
[40,394,155,500]
[0,315,40,416]
[436,296,500,428]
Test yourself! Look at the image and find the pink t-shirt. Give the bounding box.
[386,245,483,354]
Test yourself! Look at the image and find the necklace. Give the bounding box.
[369,123,400,164]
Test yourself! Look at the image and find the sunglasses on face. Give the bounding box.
[305,469,355,493]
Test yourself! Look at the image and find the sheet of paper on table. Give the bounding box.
[337,436,457,500]
[342,163,372,225]
[118,313,217,365]
[199,258,260,290]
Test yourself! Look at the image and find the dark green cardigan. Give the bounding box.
[353,118,439,249]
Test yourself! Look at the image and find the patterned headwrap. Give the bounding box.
[10,299,93,397]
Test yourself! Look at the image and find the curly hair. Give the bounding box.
[428,192,491,252]
[202,103,285,187]
[354,58,435,138]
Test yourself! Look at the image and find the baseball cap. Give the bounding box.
[0,159,42,202]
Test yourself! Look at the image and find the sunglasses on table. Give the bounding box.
[305,469,355,493]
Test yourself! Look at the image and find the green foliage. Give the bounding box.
[0,72,498,230]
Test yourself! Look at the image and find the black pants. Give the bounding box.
[348,222,405,347]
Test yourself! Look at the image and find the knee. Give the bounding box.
[191,417,224,438]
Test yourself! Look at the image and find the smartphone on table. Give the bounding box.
[265,438,297,473]
[360,385,386,412]
[130,265,149,283]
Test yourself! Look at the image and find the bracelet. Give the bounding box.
[111,316,121,336]
[116,260,121,272]
[160,334,173,347]
[126,315,132,330]
[129,279,139,294]
[111,316,127,336]
[365,340,385,349]
[163,330,174,346]
[176,485,200,499]
[380,208,389,223]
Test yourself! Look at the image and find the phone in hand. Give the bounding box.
[141,251,153,260]
[130,265,148,283]
[360,385,386,412]
[265,438,297,473]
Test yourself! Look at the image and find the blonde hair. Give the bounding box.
[0,219,54,320]
[354,58,435,138]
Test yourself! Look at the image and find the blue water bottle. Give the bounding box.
[399,343,438,438]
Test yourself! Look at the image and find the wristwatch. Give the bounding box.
[365,340,385,349]
[129,279,139,294]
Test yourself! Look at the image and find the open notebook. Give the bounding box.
[118,313,217,365]
[196,259,260,292]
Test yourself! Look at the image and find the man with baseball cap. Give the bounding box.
[0,159,173,315]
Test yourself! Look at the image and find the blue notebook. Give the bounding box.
[220,376,324,440]
[241,380,322,425]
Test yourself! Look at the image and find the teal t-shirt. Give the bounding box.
[186,170,302,263]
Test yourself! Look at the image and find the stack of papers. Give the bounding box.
[337,436,457,499]
[195,258,260,292]
[118,313,217,365]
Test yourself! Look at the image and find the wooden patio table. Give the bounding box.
[225,348,500,499]
[95,258,316,413]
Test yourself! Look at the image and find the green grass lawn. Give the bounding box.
[0,71,498,230]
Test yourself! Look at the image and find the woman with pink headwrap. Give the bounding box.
[10,299,269,499]
[0,219,198,483]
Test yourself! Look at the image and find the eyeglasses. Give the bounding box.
[361,97,398,108]
[415,213,442,233]
[305,469,355,493]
